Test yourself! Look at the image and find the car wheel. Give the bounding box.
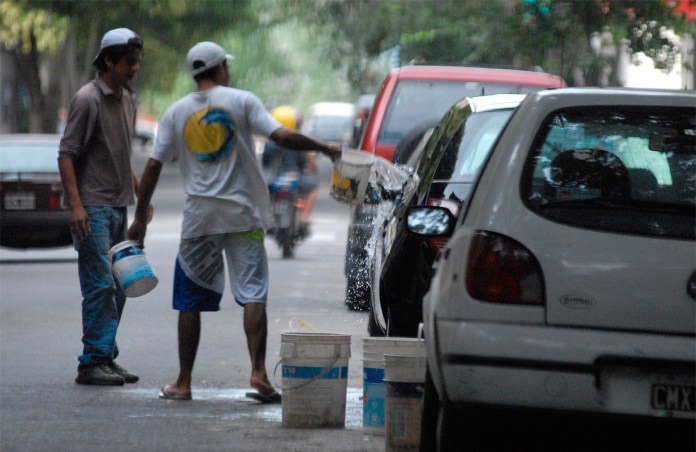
[420,367,439,452]
[438,402,505,451]
[367,308,384,336]
[436,398,462,452]
[392,117,439,165]
[385,303,421,337]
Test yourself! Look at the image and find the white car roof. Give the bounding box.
[525,87,696,108]
[464,93,528,113]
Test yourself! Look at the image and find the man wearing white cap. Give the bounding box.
[59,28,145,386]
[128,41,341,402]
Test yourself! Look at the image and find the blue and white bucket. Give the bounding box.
[280,332,351,428]
[362,336,426,435]
[384,353,427,452]
[109,240,158,298]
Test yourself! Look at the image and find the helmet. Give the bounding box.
[271,105,301,130]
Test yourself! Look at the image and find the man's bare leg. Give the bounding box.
[244,303,274,395]
[162,311,200,399]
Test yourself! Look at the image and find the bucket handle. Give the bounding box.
[289,317,318,332]
[272,343,343,391]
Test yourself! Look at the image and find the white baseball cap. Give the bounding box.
[187,42,235,76]
[93,28,142,63]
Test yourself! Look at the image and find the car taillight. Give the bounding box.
[426,199,459,252]
[465,231,544,305]
[47,191,63,210]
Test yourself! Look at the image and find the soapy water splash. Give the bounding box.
[345,156,418,297]
[365,157,418,261]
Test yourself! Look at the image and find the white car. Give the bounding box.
[409,88,696,450]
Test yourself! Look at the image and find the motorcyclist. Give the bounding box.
[262,105,318,238]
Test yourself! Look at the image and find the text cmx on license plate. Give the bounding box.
[651,383,695,412]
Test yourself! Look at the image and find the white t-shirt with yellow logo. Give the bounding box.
[151,85,280,238]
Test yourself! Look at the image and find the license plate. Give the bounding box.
[4,192,36,210]
[600,367,695,418]
[651,384,696,412]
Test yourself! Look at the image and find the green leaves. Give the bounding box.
[0,0,68,53]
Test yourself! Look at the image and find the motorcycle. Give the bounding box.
[269,171,306,258]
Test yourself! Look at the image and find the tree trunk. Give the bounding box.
[13,31,53,133]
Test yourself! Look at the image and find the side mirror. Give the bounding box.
[405,206,455,237]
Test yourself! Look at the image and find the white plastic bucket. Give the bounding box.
[384,354,427,452]
[362,337,425,435]
[330,149,374,205]
[108,240,158,298]
[280,332,351,428]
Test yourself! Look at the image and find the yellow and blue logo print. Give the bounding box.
[184,107,236,162]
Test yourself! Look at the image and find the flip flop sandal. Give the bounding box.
[246,391,282,404]
[159,385,192,401]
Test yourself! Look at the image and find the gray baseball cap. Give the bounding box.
[187,41,235,76]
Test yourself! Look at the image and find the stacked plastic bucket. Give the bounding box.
[362,333,426,450]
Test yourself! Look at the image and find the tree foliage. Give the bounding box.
[301,0,690,89]
[1,0,691,133]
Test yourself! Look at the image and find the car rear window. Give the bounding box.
[378,80,543,146]
[0,143,59,173]
[523,106,696,239]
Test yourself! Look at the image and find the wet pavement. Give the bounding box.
[1,155,392,451]
[2,383,387,451]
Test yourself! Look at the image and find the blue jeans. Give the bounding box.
[74,207,127,367]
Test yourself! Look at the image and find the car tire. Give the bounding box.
[392,117,439,165]
[436,398,463,452]
[420,367,439,452]
[384,295,423,337]
[367,309,384,336]
[437,402,505,451]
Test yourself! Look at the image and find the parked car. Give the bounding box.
[367,94,526,336]
[345,65,564,309]
[302,101,356,147]
[358,65,564,163]
[0,134,71,248]
[410,88,696,450]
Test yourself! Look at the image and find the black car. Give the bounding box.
[0,134,71,249]
[345,67,564,312]
[367,94,526,336]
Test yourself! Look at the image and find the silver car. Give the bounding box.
[410,88,696,450]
